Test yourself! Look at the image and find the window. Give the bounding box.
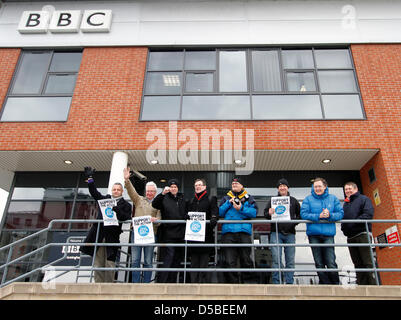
[141,47,365,121]
[1,50,82,122]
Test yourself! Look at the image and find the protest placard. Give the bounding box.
[98,198,118,226]
[185,212,206,242]
[271,196,291,221]
[133,215,155,244]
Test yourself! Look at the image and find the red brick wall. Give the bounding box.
[354,44,401,285]
[0,44,401,283]
[0,45,395,151]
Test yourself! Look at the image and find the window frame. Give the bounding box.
[140,46,366,121]
[0,49,82,122]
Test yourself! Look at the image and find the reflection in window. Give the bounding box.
[286,72,316,92]
[322,94,363,119]
[142,48,364,120]
[219,51,247,92]
[315,49,352,69]
[252,95,322,119]
[145,72,182,94]
[185,73,214,92]
[185,51,216,70]
[1,97,72,122]
[141,96,180,120]
[44,74,77,94]
[318,70,357,93]
[11,52,51,94]
[252,51,281,92]
[282,50,314,69]
[182,95,251,120]
[148,51,183,71]
[1,50,82,122]
[6,201,72,229]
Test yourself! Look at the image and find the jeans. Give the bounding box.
[347,233,377,285]
[308,235,339,284]
[131,232,155,283]
[270,232,296,284]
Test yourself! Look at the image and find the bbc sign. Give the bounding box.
[18,10,112,34]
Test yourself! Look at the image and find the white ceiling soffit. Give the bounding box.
[0,149,379,172]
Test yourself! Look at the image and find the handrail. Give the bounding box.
[0,218,400,287]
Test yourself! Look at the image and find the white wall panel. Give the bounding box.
[0,0,400,47]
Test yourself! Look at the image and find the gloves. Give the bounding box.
[210,216,218,229]
[84,166,96,179]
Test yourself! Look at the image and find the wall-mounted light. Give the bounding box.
[150,160,158,165]
[64,160,73,165]
[322,159,331,164]
[234,159,243,165]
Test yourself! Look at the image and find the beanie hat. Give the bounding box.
[277,178,289,188]
[167,178,179,188]
[232,176,243,185]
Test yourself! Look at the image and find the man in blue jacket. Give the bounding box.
[341,181,376,285]
[219,177,258,283]
[301,177,344,285]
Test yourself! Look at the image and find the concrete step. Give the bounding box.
[1,283,401,300]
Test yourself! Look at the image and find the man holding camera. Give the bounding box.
[219,177,258,283]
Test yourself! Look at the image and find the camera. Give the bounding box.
[234,197,241,205]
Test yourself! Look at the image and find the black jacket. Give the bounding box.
[264,193,301,234]
[186,191,219,254]
[341,191,374,238]
[80,181,132,261]
[152,192,187,242]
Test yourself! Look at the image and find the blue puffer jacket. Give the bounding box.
[301,185,344,237]
[219,194,257,235]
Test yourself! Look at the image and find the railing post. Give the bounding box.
[365,221,380,285]
[1,246,13,285]
[275,221,282,284]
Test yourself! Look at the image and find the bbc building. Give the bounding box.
[0,0,400,286]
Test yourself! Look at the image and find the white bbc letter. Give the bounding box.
[80,10,112,33]
[18,11,50,34]
[49,10,82,33]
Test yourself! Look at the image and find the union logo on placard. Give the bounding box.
[138,225,149,237]
[190,221,201,233]
[105,207,114,218]
[275,205,286,215]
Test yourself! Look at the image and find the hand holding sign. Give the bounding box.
[185,212,206,242]
[271,196,291,221]
[98,199,118,226]
[133,216,155,244]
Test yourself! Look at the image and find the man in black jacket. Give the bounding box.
[264,178,300,284]
[186,178,218,283]
[152,178,187,283]
[80,167,132,283]
[341,181,376,285]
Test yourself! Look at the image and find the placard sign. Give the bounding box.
[271,196,290,221]
[98,198,118,226]
[185,212,206,242]
[132,216,155,244]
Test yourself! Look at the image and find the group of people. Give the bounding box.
[80,167,376,286]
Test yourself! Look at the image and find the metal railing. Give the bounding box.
[0,218,400,287]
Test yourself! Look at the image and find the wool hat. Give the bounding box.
[277,178,289,188]
[232,176,243,185]
[167,178,179,188]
